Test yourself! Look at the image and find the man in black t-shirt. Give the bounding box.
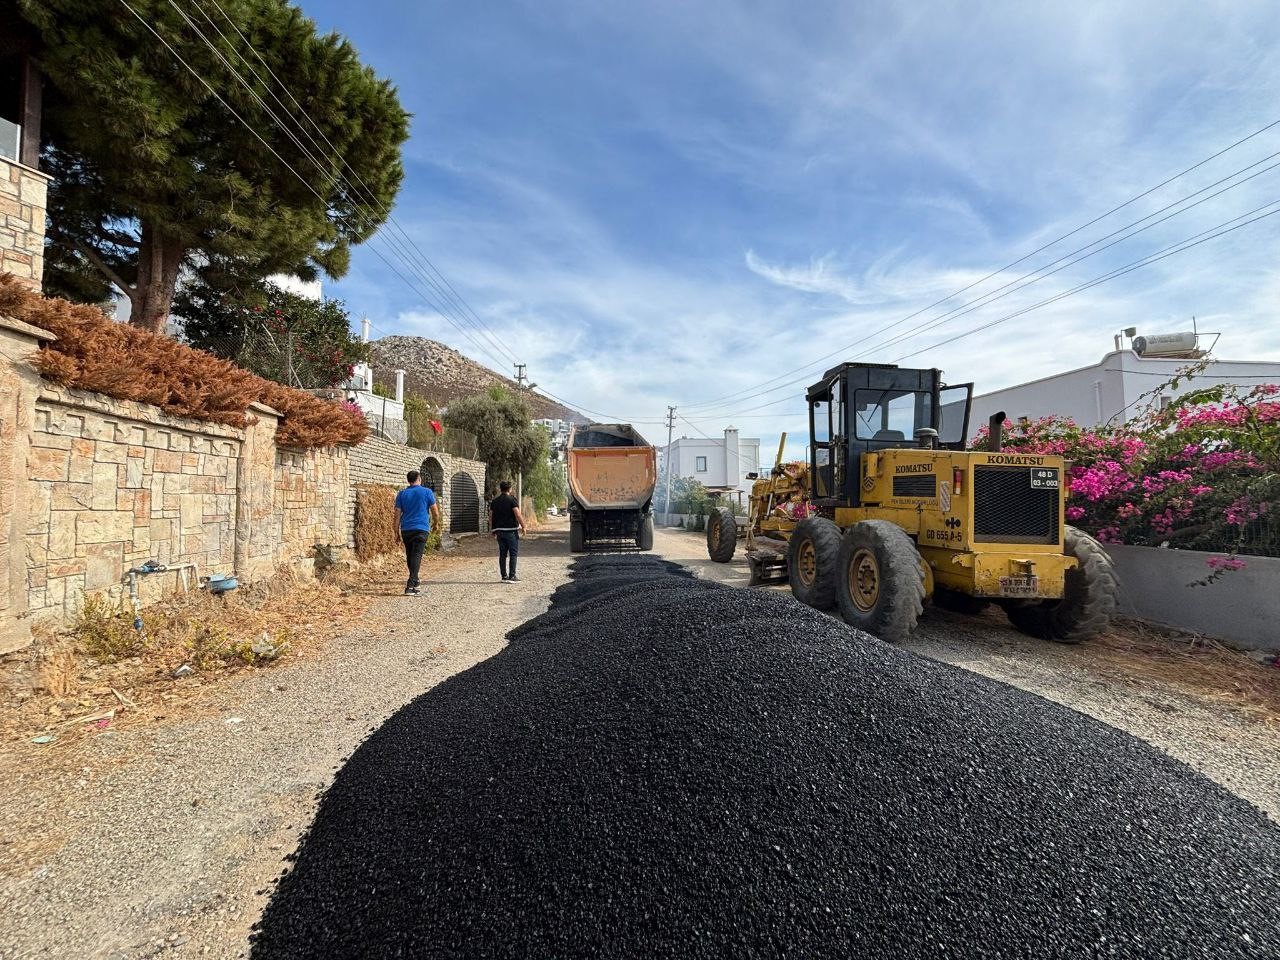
[489,480,526,582]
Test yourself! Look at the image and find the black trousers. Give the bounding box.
[496,529,520,579]
[402,529,429,588]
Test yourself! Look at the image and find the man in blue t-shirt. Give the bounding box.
[394,470,441,596]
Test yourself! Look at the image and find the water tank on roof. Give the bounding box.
[1132,331,1199,357]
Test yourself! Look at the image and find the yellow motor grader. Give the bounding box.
[705,362,1118,644]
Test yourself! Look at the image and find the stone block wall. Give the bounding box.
[349,436,488,536]
[0,158,48,291]
[275,445,351,577]
[0,316,377,652]
[25,387,242,618]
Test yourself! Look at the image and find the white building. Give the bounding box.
[343,317,407,442]
[534,417,572,460]
[968,335,1280,430]
[663,428,761,503]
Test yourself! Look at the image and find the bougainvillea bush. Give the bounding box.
[0,274,368,448]
[972,381,1279,565]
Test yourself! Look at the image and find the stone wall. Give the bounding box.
[25,386,243,618]
[349,436,488,536]
[0,316,363,653]
[0,157,48,292]
[275,446,351,577]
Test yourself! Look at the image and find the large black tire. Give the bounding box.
[932,584,990,616]
[787,517,842,610]
[569,520,586,553]
[706,507,737,563]
[1005,526,1118,644]
[636,515,654,551]
[835,520,925,642]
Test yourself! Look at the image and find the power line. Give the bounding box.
[195,0,522,370]
[682,120,1280,414]
[891,199,1280,365]
[693,196,1280,419]
[140,0,516,373]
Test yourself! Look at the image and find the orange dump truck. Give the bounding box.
[566,423,658,552]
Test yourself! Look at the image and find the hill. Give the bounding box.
[367,336,585,423]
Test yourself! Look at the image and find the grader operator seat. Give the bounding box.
[806,363,973,507]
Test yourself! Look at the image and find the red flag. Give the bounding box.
[430,420,443,434]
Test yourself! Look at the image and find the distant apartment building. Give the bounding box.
[534,417,572,460]
[966,331,1280,430]
[662,427,761,504]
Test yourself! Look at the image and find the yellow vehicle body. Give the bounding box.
[836,449,1075,602]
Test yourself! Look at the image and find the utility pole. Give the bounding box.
[514,364,529,507]
[663,405,676,525]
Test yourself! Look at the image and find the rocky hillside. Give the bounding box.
[367,336,584,422]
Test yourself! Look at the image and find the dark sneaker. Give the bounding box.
[507,575,521,583]
[404,586,420,595]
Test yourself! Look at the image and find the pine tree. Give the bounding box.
[17,0,408,333]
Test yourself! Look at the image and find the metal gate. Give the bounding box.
[420,456,444,493]
[450,471,480,534]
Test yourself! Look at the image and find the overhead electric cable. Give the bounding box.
[682,118,1280,413]
[193,0,523,369]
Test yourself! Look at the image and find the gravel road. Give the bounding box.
[654,525,1280,822]
[3,519,1277,958]
[0,527,571,960]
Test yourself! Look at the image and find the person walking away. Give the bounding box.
[489,480,526,582]
[394,470,441,595]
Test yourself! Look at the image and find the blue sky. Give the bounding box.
[303,0,1280,453]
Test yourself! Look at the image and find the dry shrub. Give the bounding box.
[0,274,369,448]
[355,484,401,560]
[70,594,151,662]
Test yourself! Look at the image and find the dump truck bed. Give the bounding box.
[567,424,657,510]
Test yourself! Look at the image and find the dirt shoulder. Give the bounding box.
[0,523,572,960]
[654,525,1280,822]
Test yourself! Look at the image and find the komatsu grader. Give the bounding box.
[705,362,1118,643]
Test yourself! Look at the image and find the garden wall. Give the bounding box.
[0,316,354,654]
[1107,544,1280,652]
[349,436,488,536]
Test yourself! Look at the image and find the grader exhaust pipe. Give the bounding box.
[988,411,1006,453]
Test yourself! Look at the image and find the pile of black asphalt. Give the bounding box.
[251,554,1280,958]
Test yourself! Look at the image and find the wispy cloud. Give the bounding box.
[308,0,1280,460]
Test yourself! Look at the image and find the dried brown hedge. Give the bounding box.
[354,484,401,560]
[0,275,369,448]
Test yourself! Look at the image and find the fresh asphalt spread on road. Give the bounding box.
[251,554,1280,958]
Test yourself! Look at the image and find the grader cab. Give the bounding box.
[705,362,1118,644]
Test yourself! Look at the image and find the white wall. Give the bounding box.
[666,431,761,495]
[969,350,1280,430]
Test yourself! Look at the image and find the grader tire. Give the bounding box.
[637,515,654,551]
[787,517,842,610]
[569,520,586,554]
[835,520,925,643]
[1005,526,1118,644]
[706,507,738,563]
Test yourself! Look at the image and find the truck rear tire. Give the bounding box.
[835,520,925,642]
[636,515,654,551]
[1004,526,1118,644]
[787,517,842,610]
[569,520,586,553]
[707,507,737,562]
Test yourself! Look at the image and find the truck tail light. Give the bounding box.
[953,467,964,497]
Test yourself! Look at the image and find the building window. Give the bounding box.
[695,456,707,472]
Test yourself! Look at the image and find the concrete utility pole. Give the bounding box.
[663,405,676,524]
